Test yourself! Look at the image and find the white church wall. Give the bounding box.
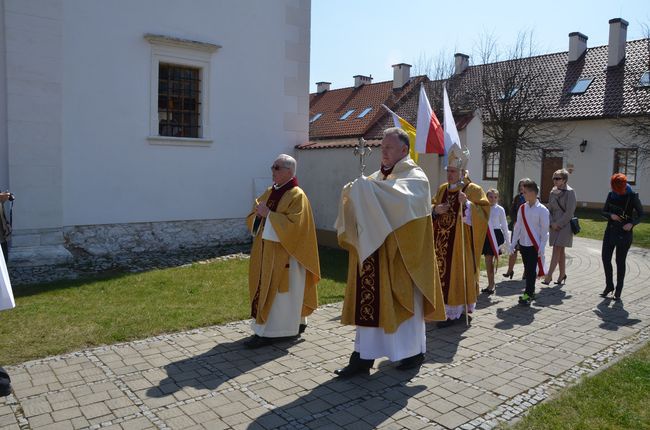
[60,0,308,226]
[3,0,311,276]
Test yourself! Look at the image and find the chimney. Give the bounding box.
[316,81,331,93]
[608,18,628,67]
[392,63,411,89]
[568,32,588,62]
[353,75,372,88]
[454,53,469,75]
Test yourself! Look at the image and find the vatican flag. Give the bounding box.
[381,104,418,163]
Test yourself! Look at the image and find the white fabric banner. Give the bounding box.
[335,157,431,263]
[0,247,15,311]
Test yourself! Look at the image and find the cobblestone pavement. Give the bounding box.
[1,237,649,429]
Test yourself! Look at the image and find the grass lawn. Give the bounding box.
[0,247,348,365]
[504,341,650,430]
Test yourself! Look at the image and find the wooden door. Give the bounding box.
[540,151,563,203]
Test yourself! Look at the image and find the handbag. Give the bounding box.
[557,190,580,235]
[569,217,581,234]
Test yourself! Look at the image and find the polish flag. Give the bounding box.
[415,84,444,155]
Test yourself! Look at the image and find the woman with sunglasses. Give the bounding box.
[542,169,576,286]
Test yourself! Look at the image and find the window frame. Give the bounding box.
[144,34,220,146]
[356,107,373,118]
[639,71,650,87]
[157,63,202,139]
[569,78,594,94]
[339,109,355,120]
[613,148,638,185]
[483,150,500,181]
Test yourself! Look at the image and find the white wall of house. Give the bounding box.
[2,0,310,265]
[297,147,382,233]
[474,119,649,208]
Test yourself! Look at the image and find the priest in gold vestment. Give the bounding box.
[245,154,320,348]
[432,144,489,327]
[334,128,446,377]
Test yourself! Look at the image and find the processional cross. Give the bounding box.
[353,137,371,176]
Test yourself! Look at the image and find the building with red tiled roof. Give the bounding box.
[297,18,649,245]
[302,64,427,150]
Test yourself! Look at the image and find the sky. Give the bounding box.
[310,0,650,92]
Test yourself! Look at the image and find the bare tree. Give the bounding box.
[458,31,571,205]
[412,49,454,81]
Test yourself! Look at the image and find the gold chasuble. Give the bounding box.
[336,157,446,334]
[247,182,320,325]
[432,182,489,306]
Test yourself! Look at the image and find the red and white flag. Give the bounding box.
[443,85,461,157]
[415,84,444,155]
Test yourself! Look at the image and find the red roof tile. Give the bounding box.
[309,76,427,139]
[296,139,382,150]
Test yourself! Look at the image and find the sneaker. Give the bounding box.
[518,292,535,306]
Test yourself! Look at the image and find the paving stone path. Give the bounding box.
[1,237,649,429]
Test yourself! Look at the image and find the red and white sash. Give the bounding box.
[520,203,546,277]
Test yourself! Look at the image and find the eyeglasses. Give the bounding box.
[271,165,288,171]
[553,177,563,181]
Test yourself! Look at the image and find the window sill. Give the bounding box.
[147,136,213,147]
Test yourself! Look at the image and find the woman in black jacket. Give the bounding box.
[600,174,644,300]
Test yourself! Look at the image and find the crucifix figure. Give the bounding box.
[353,137,371,176]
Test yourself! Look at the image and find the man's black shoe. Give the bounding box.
[396,353,424,370]
[0,367,11,397]
[243,335,275,349]
[298,323,307,334]
[334,352,373,377]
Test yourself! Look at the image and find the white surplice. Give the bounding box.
[251,218,306,338]
[355,287,426,362]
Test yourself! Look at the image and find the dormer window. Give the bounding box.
[569,78,593,94]
[357,107,373,118]
[339,109,355,120]
[639,71,650,87]
[499,87,519,101]
[310,113,323,123]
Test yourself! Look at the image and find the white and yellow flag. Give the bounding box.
[381,104,418,163]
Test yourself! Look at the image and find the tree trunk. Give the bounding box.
[497,140,517,208]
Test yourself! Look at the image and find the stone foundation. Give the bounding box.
[8,218,251,285]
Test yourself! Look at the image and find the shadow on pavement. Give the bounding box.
[426,322,471,363]
[593,299,641,331]
[494,278,525,297]
[495,305,539,330]
[248,366,424,429]
[146,336,299,398]
[535,284,572,308]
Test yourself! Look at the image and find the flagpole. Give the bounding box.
[458,189,470,327]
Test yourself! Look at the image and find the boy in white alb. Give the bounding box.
[509,180,549,306]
